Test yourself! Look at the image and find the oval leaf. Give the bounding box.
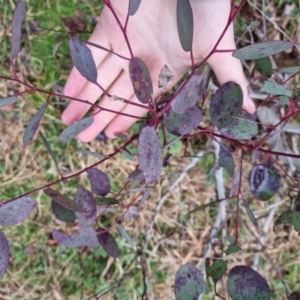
[129,57,153,103]
[225,243,242,256]
[172,73,206,114]
[51,200,76,223]
[255,57,272,77]
[164,106,202,136]
[86,168,111,196]
[261,79,292,97]
[129,0,141,16]
[248,162,280,201]
[206,259,228,283]
[11,0,26,59]
[69,36,98,83]
[176,0,193,52]
[274,211,300,232]
[0,231,10,279]
[175,264,207,300]
[44,188,86,212]
[23,102,48,146]
[53,228,100,248]
[220,110,258,140]
[218,143,234,177]
[227,265,271,300]
[0,96,18,108]
[233,41,294,60]
[0,197,36,226]
[138,126,162,184]
[58,117,94,142]
[158,65,174,88]
[96,227,120,258]
[74,188,97,228]
[209,82,243,129]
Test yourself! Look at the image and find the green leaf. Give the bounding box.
[209,82,243,129]
[206,259,228,283]
[80,149,105,160]
[225,243,242,256]
[94,197,119,207]
[261,80,292,97]
[51,200,76,223]
[218,143,234,177]
[0,96,18,107]
[58,117,94,142]
[176,0,193,52]
[274,211,300,232]
[255,57,272,77]
[175,264,207,300]
[232,41,294,60]
[117,225,134,246]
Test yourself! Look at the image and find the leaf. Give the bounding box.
[80,149,105,160]
[206,259,228,283]
[138,126,163,184]
[220,110,258,140]
[117,224,134,246]
[218,143,234,177]
[225,243,242,256]
[175,264,207,300]
[129,57,153,103]
[261,79,292,97]
[128,0,141,16]
[120,148,136,161]
[139,188,152,208]
[176,0,193,52]
[40,132,59,171]
[0,231,10,279]
[186,199,225,216]
[209,82,243,129]
[86,168,111,196]
[0,96,18,108]
[242,197,258,228]
[44,188,86,212]
[127,169,145,186]
[74,188,97,228]
[164,106,202,136]
[248,162,280,201]
[274,211,300,232]
[69,36,98,83]
[95,197,119,207]
[62,9,86,34]
[232,41,294,60]
[227,265,271,300]
[58,117,94,142]
[289,292,300,300]
[279,66,300,74]
[171,73,206,114]
[23,102,48,146]
[52,228,100,248]
[255,57,272,77]
[158,65,174,88]
[51,200,76,223]
[0,197,36,226]
[11,0,26,60]
[96,227,120,258]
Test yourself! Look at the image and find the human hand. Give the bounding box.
[62,0,256,142]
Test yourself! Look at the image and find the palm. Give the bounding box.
[62,0,255,142]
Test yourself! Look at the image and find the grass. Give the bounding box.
[0,0,300,299]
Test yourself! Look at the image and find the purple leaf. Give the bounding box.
[74,188,97,228]
[44,188,86,212]
[220,110,258,140]
[69,36,98,83]
[218,143,234,177]
[23,102,48,146]
[171,73,206,114]
[158,65,174,88]
[129,0,141,16]
[53,228,100,248]
[51,200,76,223]
[138,126,162,184]
[248,162,280,201]
[86,168,111,196]
[129,57,153,104]
[127,169,145,187]
[164,106,202,136]
[96,227,120,258]
[0,96,18,108]
[209,82,243,129]
[233,40,295,60]
[177,0,193,52]
[0,231,10,279]
[0,197,36,226]
[58,116,94,142]
[11,0,26,60]
[227,265,270,299]
[175,264,207,300]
